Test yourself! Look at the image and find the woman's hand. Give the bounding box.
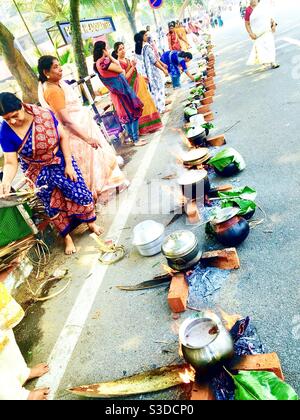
[87,137,101,149]
[131,58,137,67]
[163,69,169,77]
[0,182,11,198]
[65,164,78,182]
[250,33,257,40]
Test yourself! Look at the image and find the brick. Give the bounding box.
[204,112,214,122]
[204,90,215,98]
[197,105,211,114]
[186,200,201,225]
[201,97,213,106]
[207,134,226,147]
[190,353,284,400]
[205,83,216,90]
[201,248,240,270]
[191,382,214,400]
[168,273,189,313]
[205,76,214,83]
[207,70,216,77]
[232,353,284,380]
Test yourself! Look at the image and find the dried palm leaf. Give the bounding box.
[68,365,193,398]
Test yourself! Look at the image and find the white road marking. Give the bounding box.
[35,105,174,400]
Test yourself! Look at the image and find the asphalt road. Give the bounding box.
[16,0,300,399]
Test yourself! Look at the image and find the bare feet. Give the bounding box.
[64,234,76,255]
[88,222,103,236]
[134,140,148,147]
[165,99,172,105]
[27,363,49,381]
[28,388,50,400]
[161,108,171,114]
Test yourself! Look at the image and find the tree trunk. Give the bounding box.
[69,0,93,96]
[123,0,138,35]
[0,22,38,103]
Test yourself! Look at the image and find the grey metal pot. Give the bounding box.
[179,312,234,371]
[162,230,201,270]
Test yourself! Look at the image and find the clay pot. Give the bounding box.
[214,162,240,177]
[213,216,250,247]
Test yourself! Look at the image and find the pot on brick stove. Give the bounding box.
[178,170,211,202]
[186,125,207,147]
[179,312,234,371]
[209,208,250,247]
[162,230,202,272]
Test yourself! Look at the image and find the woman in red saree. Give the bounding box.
[167,23,182,51]
[0,93,101,255]
[93,41,146,147]
[112,42,162,136]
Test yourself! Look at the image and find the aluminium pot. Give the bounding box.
[186,125,207,148]
[179,313,234,371]
[133,220,165,257]
[162,230,200,270]
[178,170,211,201]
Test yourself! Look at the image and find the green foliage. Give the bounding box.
[226,370,299,401]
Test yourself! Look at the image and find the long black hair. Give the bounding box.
[38,55,57,83]
[112,42,124,60]
[134,30,146,55]
[93,41,106,74]
[0,92,22,116]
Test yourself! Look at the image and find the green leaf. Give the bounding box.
[231,371,299,401]
[208,148,246,172]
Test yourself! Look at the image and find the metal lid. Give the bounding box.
[181,148,209,163]
[178,170,208,186]
[186,125,206,139]
[133,220,165,246]
[162,230,198,258]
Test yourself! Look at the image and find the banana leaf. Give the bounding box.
[218,187,257,216]
[218,186,257,201]
[222,199,256,216]
[228,370,299,401]
[68,365,191,398]
[208,148,246,172]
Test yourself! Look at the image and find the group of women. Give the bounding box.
[0,30,174,256]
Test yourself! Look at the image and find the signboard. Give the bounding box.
[57,17,116,45]
[148,0,164,9]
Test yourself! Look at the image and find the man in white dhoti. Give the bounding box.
[245,0,279,69]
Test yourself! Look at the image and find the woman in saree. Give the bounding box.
[167,23,181,51]
[174,21,191,51]
[0,92,101,255]
[246,0,279,69]
[135,31,169,115]
[0,263,49,400]
[37,56,128,203]
[112,42,163,136]
[93,41,146,147]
